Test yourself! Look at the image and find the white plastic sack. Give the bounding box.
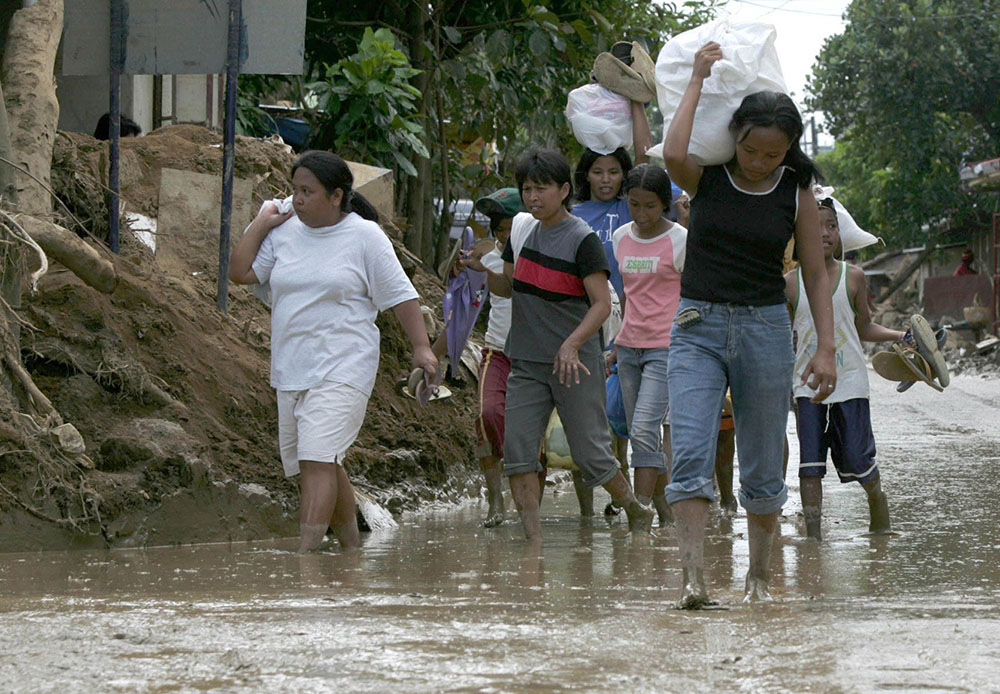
[813,186,881,253]
[655,19,787,166]
[544,410,577,470]
[565,83,633,155]
[603,283,622,348]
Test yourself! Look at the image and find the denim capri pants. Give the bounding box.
[666,299,793,515]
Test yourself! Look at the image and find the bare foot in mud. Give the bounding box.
[803,508,823,541]
[482,508,505,528]
[743,573,773,603]
[677,568,718,610]
[719,496,738,517]
[624,500,654,534]
[653,495,673,527]
[297,523,329,554]
[867,490,892,535]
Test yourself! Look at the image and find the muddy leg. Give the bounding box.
[633,467,658,505]
[571,469,594,517]
[331,464,360,548]
[714,429,737,515]
[481,455,505,528]
[782,434,789,480]
[613,432,630,484]
[653,426,673,526]
[510,472,542,541]
[603,470,653,533]
[800,476,823,540]
[863,476,891,534]
[298,461,338,553]
[673,498,710,608]
[744,510,778,603]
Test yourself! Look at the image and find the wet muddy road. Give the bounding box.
[2,372,999,693]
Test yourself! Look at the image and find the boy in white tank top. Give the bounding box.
[784,199,905,540]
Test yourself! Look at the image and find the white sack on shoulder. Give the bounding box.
[655,19,786,166]
[813,185,881,253]
[248,196,294,306]
[565,84,633,155]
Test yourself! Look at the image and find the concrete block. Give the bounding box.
[347,161,394,222]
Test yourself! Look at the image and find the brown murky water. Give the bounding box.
[2,373,999,693]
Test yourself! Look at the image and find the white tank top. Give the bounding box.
[792,262,869,402]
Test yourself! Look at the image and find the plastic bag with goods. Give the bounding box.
[565,83,633,155]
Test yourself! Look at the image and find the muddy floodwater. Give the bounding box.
[2,373,999,693]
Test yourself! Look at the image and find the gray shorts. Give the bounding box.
[503,357,619,488]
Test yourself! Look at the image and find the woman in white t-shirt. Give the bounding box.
[229,151,437,553]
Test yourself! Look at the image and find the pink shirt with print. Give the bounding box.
[612,222,687,348]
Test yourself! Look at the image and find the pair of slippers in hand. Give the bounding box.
[397,367,451,406]
[873,315,949,392]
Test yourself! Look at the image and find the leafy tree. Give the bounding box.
[309,27,429,176]
[244,0,720,261]
[807,0,1000,246]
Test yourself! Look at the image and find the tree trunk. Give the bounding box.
[404,0,431,262]
[0,0,63,217]
[0,78,21,351]
[432,15,453,271]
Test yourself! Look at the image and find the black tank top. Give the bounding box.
[682,164,798,306]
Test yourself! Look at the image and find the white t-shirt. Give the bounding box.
[251,211,418,393]
[481,244,512,351]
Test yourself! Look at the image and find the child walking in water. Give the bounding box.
[466,149,654,541]
[437,188,521,527]
[570,102,652,516]
[608,164,687,527]
[786,197,901,540]
[663,42,837,607]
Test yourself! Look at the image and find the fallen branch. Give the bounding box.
[0,209,47,289]
[16,214,117,294]
[3,351,60,421]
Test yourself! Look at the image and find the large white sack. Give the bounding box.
[814,185,881,252]
[656,19,786,166]
[565,83,633,155]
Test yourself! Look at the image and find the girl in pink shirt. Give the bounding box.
[609,164,687,525]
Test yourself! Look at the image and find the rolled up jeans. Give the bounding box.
[666,299,792,515]
[615,345,669,473]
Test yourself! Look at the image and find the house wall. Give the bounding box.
[56,73,221,136]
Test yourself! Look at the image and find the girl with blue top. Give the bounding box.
[663,42,837,608]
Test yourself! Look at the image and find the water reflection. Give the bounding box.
[1,375,1000,692]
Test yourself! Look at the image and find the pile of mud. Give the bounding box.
[0,126,481,551]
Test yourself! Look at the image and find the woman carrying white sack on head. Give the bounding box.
[663,40,837,609]
[229,150,437,554]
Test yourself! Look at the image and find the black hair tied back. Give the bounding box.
[291,150,379,222]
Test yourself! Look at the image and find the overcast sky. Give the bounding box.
[716,0,852,146]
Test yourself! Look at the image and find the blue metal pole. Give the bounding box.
[217,0,242,313]
[108,0,124,253]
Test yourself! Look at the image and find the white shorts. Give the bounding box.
[276,380,369,477]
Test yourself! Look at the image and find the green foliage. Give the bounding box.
[248,0,719,256]
[308,27,429,175]
[431,0,718,199]
[235,75,276,138]
[807,0,1000,246]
